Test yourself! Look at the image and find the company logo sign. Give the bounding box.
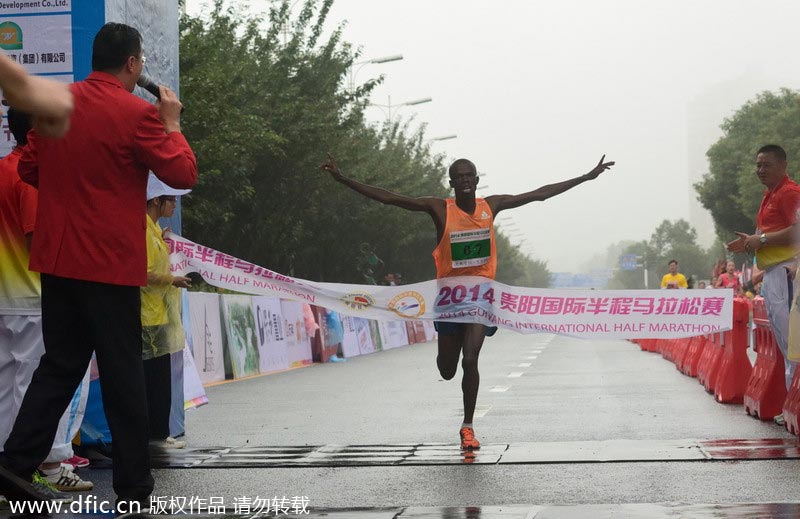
[0,22,22,50]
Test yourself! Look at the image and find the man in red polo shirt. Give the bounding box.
[727,144,800,424]
[0,23,197,507]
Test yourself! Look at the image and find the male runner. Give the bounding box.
[320,154,614,449]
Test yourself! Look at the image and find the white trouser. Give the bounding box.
[0,314,90,462]
[762,262,797,390]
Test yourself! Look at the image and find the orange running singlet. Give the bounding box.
[432,198,497,279]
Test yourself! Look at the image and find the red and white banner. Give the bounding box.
[168,234,733,339]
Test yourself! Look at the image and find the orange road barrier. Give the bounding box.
[698,331,724,393]
[633,338,655,352]
[744,297,788,420]
[640,339,658,352]
[659,338,674,357]
[661,339,689,362]
[672,337,692,369]
[695,335,714,383]
[713,298,752,404]
[782,370,800,435]
[661,338,678,362]
[678,335,708,378]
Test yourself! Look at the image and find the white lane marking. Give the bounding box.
[508,372,524,378]
[473,405,492,418]
[489,386,510,392]
[518,362,532,368]
[526,356,538,360]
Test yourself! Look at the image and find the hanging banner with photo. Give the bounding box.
[422,321,437,342]
[355,317,376,355]
[380,320,410,350]
[368,320,384,352]
[221,295,260,378]
[252,296,290,374]
[340,316,362,358]
[413,321,428,343]
[182,344,208,409]
[186,292,225,385]
[169,234,733,339]
[281,300,313,367]
[404,321,418,344]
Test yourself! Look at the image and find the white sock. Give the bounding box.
[40,466,62,476]
[461,422,473,429]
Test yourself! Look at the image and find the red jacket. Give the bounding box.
[18,71,197,286]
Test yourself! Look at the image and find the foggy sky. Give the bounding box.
[187,0,800,272]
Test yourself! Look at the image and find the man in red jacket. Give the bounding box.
[0,23,197,508]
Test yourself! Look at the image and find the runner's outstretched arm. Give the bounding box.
[320,153,440,213]
[486,155,614,214]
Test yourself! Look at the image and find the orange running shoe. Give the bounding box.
[459,426,481,451]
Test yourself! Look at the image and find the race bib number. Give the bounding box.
[450,228,491,268]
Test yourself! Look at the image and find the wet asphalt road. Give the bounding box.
[57,330,800,512]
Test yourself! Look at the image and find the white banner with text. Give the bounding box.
[168,234,733,339]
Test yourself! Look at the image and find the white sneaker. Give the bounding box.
[43,465,93,492]
[150,436,186,449]
[774,413,787,426]
[165,436,187,449]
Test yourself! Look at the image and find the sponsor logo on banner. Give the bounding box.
[389,291,426,318]
[0,22,22,50]
[341,292,376,311]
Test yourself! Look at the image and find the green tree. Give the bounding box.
[606,219,714,289]
[644,219,712,288]
[180,1,437,282]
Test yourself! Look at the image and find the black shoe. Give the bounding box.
[0,464,55,503]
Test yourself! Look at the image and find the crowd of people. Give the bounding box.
[660,258,762,297]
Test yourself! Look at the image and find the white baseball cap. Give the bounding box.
[146,172,192,201]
